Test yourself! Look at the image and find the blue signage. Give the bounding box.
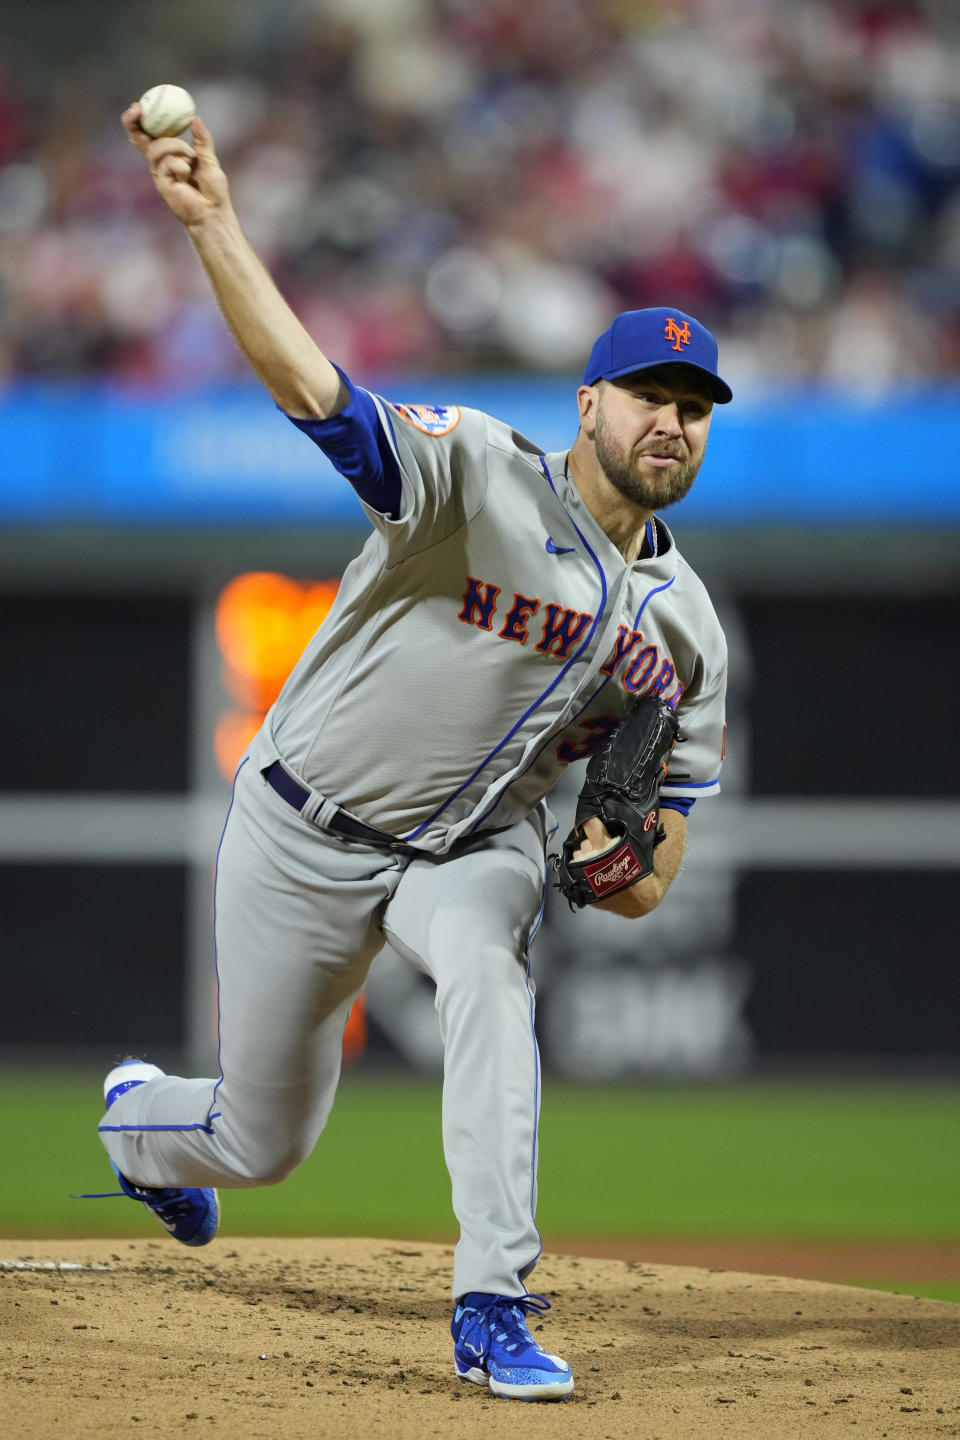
[1,379,957,525]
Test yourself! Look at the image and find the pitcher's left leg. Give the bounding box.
[384,814,548,1300]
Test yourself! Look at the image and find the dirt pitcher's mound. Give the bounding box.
[3,1238,958,1439]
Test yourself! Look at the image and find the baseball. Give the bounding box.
[137,84,196,139]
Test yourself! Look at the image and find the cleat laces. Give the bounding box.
[71,1184,198,1220]
[457,1293,552,1363]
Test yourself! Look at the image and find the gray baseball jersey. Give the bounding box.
[99,376,727,1304]
[255,392,727,849]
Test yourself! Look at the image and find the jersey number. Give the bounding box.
[556,715,618,763]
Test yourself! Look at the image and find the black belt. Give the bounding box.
[264,761,510,861]
[264,761,428,857]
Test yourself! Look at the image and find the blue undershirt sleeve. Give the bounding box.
[281,365,404,518]
[659,796,695,819]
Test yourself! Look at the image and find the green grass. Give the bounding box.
[867,1282,960,1304]
[536,1082,960,1241]
[2,1072,958,1251]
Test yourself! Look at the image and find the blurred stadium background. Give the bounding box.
[1,0,957,1299]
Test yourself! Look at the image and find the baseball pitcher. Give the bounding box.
[92,103,731,1402]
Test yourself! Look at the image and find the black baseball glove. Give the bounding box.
[553,695,679,909]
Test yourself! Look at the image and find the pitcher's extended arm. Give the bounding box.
[122,104,343,420]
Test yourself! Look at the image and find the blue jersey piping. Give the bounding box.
[465,567,677,835]
[402,457,609,840]
[206,755,249,1128]
[97,1121,219,1136]
[95,761,248,1143]
[518,818,556,1292]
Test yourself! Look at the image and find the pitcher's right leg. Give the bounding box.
[98,757,402,1192]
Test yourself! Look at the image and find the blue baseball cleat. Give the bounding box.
[452,1292,574,1400]
[99,1060,220,1248]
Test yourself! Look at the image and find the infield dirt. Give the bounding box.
[3,1238,958,1439]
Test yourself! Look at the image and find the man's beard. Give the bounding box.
[594,402,703,510]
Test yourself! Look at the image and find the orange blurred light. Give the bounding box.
[342,994,367,1063]
[215,572,340,704]
[212,571,341,781]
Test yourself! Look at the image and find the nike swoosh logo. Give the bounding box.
[545,537,575,554]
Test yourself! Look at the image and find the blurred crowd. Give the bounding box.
[1,0,959,392]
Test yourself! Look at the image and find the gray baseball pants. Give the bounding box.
[98,754,549,1299]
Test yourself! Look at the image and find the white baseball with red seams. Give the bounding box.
[137,84,196,138]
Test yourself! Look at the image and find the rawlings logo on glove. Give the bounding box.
[553,696,679,909]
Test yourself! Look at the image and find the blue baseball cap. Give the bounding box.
[583,307,733,404]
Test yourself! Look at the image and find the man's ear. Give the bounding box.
[577,383,600,438]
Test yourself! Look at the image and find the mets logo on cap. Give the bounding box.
[394,403,461,436]
[664,316,691,351]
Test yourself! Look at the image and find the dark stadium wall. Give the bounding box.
[1,582,956,1074]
